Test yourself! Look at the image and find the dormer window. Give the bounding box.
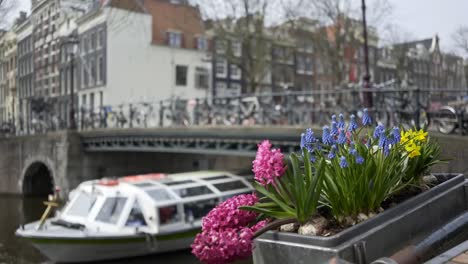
[168,31,182,48]
[197,37,207,51]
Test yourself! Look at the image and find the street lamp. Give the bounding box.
[62,34,79,130]
[361,0,373,108]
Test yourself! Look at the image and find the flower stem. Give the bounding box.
[253,218,298,239]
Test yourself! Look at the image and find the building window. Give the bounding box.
[230,64,240,79]
[216,58,226,77]
[90,92,95,111]
[197,37,207,50]
[215,40,225,54]
[305,57,313,74]
[97,56,104,84]
[91,32,96,51]
[84,36,89,54]
[61,71,65,94]
[175,65,188,86]
[99,91,103,109]
[215,82,227,96]
[81,38,86,55]
[84,67,89,88]
[90,58,96,86]
[97,28,104,48]
[195,67,209,89]
[232,41,242,57]
[168,32,182,48]
[81,94,87,110]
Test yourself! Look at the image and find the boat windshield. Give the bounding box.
[66,191,97,218]
[95,197,128,225]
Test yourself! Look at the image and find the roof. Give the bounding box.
[106,0,146,13]
[79,171,252,206]
[392,35,439,53]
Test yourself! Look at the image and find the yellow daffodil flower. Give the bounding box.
[414,129,428,142]
[408,145,421,158]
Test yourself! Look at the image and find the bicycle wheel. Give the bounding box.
[374,110,389,127]
[436,107,457,134]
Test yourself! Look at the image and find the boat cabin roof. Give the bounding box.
[59,171,252,233]
[77,171,251,205]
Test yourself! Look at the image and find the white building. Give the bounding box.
[0,31,18,128]
[73,2,211,123]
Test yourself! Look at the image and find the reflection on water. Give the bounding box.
[0,195,199,264]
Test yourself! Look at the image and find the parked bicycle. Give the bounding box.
[432,96,468,134]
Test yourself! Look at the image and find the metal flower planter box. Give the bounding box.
[253,174,468,264]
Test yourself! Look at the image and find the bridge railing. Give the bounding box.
[3,85,468,136]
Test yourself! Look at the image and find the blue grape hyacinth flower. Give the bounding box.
[322,126,334,145]
[356,155,365,164]
[373,124,385,139]
[328,145,337,159]
[378,131,387,149]
[389,127,400,145]
[339,156,348,168]
[348,114,358,132]
[337,113,345,129]
[337,130,346,144]
[362,108,372,126]
[331,121,339,136]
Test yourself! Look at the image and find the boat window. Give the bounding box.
[172,186,213,198]
[183,198,218,222]
[213,181,247,192]
[163,180,194,186]
[158,205,180,225]
[146,189,173,202]
[125,201,147,227]
[201,175,230,181]
[67,192,97,217]
[95,197,128,224]
[132,182,155,188]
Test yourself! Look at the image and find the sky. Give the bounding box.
[12,0,468,54]
[389,0,468,53]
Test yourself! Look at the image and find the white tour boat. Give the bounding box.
[16,171,253,263]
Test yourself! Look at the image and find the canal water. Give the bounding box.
[0,195,199,264]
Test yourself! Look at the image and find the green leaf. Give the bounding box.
[253,183,295,215]
[240,206,295,219]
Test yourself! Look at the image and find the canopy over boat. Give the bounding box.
[32,171,252,235]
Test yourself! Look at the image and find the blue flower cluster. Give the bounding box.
[300,110,381,166]
[362,108,372,126]
[301,128,318,162]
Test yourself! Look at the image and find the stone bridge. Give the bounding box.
[0,127,467,197]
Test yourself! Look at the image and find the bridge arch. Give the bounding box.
[20,159,56,197]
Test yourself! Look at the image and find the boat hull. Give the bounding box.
[18,229,199,263]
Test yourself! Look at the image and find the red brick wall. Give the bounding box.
[143,0,205,49]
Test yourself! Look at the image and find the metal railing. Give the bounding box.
[2,85,468,136]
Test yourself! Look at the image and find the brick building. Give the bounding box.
[375,36,466,89]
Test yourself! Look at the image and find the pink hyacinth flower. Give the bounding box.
[252,140,286,186]
[202,193,259,232]
[191,222,267,264]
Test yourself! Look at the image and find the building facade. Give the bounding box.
[0,31,18,128]
[16,17,35,133]
[375,36,466,89]
[73,0,211,121]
